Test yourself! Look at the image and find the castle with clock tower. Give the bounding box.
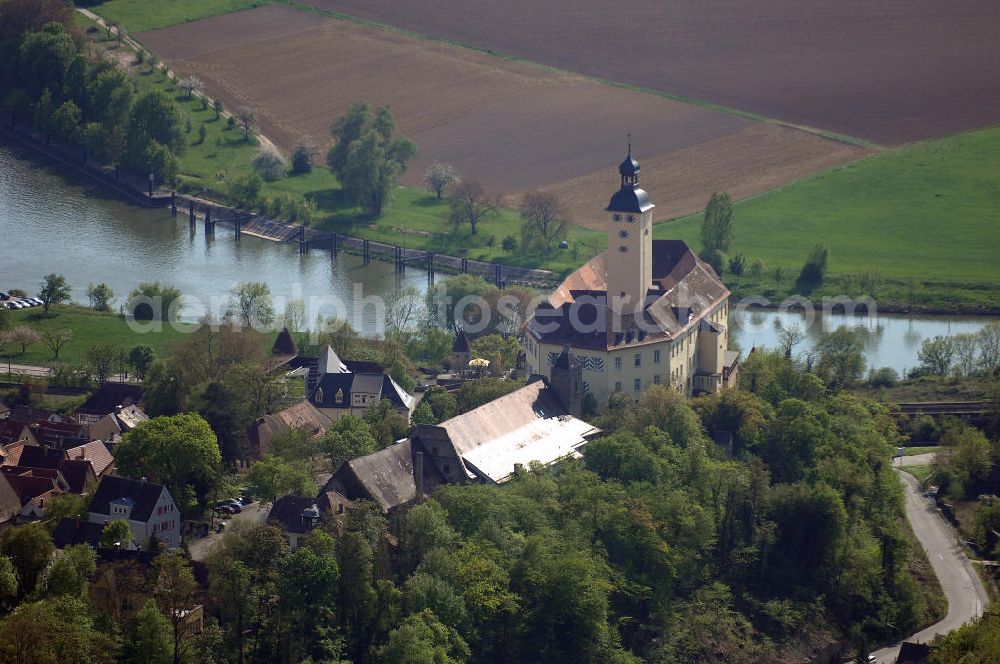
[523,146,739,404]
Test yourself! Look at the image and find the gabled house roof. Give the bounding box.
[311,372,414,411]
[76,383,144,418]
[53,517,105,548]
[65,441,115,476]
[16,445,66,470]
[269,495,320,533]
[0,420,33,446]
[248,401,333,458]
[325,438,444,513]
[412,378,599,483]
[58,459,97,494]
[89,476,168,523]
[115,405,148,431]
[1,471,61,506]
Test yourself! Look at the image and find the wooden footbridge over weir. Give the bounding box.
[169,193,560,290]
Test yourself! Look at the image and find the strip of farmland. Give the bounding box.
[138,5,870,225]
[304,0,1000,145]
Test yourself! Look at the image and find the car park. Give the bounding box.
[29,297,42,306]
[0,292,8,300]
[226,500,244,514]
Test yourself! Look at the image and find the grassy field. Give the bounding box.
[903,446,941,457]
[903,465,934,484]
[103,38,602,274]
[656,127,1000,286]
[90,0,269,33]
[2,305,192,367]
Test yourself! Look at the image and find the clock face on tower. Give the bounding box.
[612,214,623,222]
[626,214,636,223]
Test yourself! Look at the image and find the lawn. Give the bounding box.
[903,446,941,457]
[118,46,602,275]
[2,305,192,368]
[655,127,1000,286]
[903,465,934,484]
[90,0,269,33]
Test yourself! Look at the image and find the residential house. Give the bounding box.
[75,383,144,425]
[246,400,332,462]
[65,440,116,477]
[307,346,415,421]
[0,466,67,522]
[88,476,180,549]
[523,150,738,402]
[0,420,35,447]
[87,404,148,444]
[268,494,322,549]
[325,373,598,514]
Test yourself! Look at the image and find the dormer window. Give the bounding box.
[335,388,344,405]
[315,387,324,403]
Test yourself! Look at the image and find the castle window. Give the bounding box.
[614,381,622,392]
[634,353,641,368]
[613,213,623,222]
[614,357,622,371]
[634,378,641,391]
[654,375,661,385]
[654,350,661,363]
[618,230,630,238]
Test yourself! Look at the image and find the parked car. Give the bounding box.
[226,500,243,514]
[29,297,43,306]
[0,292,8,300]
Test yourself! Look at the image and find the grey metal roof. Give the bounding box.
[606,185,654,213]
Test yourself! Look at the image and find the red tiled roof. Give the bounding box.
[65,441,114,476]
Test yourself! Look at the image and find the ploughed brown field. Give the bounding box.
[139,5,869,226]
[304,0,1000,145]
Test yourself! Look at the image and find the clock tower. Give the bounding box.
[605,141,655,312]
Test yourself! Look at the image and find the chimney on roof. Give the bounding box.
[414,450,424,497]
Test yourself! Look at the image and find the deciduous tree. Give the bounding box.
[424,162,457,199]
[38,273,70,317]
[519,190,568,254]
[447,179,496,236]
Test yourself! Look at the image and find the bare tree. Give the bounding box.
[777,323,806,359]
[519,190,569,254]
[178,76,203,99]
[237,107,255,142]
[40,326,73,361]
[423,162,457,199]
[228,282,274,329]
[447,179,496,236]
[978,322,1000,374]
[952,333,979,377]
[10,327,40,356]
[384,286,424,334]
[283,299,306,333]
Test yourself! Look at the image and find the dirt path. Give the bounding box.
[76,7,281,156]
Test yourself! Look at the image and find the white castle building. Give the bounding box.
[523,146,738,405]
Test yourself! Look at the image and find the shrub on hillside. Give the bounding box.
[290,145,312,175]
[253,149,286,182]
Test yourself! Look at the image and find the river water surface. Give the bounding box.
[0,139,994,372]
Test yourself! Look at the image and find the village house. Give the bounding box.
[87,404,148,444]
[0,466,67,523]
[87,475,180,549]
[267,494,323,549]
[523,149,738,403]
[324,366,598,514]
[307,346,415,421]
[246,399,333,462]
[74,382,144,425]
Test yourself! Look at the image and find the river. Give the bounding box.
[0,140,428,335]
[0,139,994,372]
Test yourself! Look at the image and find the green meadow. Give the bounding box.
[90,0,269,33]
[3,305,191,367]
[656,127,1000,286]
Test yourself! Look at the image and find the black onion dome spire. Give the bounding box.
[606,135,654,214]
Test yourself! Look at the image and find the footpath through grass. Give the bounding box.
[3,305,190,368]
[656,127,1000,311]
[90,0,269,33]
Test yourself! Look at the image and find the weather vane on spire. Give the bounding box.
[627,133,632,156]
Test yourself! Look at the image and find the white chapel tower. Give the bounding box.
[605,141,655,310]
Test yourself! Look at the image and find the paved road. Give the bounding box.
[870,470,988,663]
[2,362,53,378]
[188,502,270,561]
[896,452,940,468]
